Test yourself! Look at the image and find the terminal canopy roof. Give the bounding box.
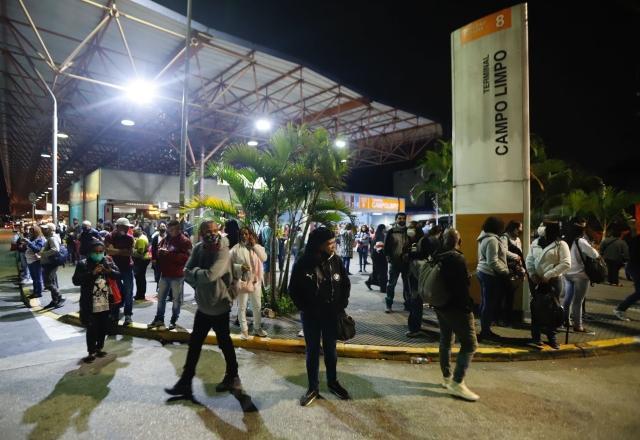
[0,0,441,209]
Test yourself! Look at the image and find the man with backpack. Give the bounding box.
[432,228,479,401]
[40,223,66,309]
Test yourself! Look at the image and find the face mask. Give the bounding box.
[159,229,166,235]
[407,228,416,238]
[90,252,104,263]
[398,221,406,227]
[537,225,546,237]
[203,233,217,243]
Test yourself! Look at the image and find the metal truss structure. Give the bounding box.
[0,0,441,212]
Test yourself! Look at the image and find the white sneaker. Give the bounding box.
[240,332,249,340]
[297,330,304,338]
[254,328,268,337]
[613,309,630,321]
[447,381,479,402]
[441,376,452,389]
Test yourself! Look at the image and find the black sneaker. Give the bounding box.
[300,388,319,407]
[547,340,560,350]
[52,298,66,309]
[167,322,176,330]
[165,379,193,397]
[82,353,96,363]
[365,281,372,291]
[328,381,351,400]
[215,375,242,392]
[95,350,107,358]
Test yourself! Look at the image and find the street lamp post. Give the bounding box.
[178,0,192,214]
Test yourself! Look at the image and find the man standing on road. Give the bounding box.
[148,220,192,330]
[40,223,65,309]
[433,228,479,401]
[105,217,135,326]
[78,221,102,259]
[150,222,167,289]
[165,221,240,398]
[384,212,410,313]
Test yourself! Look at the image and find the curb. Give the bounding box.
[54,312,640,362]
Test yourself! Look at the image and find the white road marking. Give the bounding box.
[33,313,84,341]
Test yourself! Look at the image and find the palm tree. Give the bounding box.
[411,139,452,223]
[564,186,638,237]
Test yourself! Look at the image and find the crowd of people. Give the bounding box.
[9,210,639,405]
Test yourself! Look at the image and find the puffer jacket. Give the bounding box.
[230,242,267,294]
[526,238,571,281]
[184,237,234,316]
[477,231,509,277]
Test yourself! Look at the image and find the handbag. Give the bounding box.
[107,278,122,305]
[575,239,607,284]
[336,310,356,341]
[530,282,564,328]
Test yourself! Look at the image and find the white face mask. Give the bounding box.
[537,225,546,237]
[407,229,416,238]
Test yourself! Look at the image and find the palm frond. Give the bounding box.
[182,196,238,217]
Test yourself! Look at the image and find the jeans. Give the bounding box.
[407,295,424,332]
[42,265,61,303]
[182,310,238,381]
[531,277,563,343]
[27,261,43,297]
[19,252,30,281]
[238,289,262,334]
[436,308,478,383]
[133,258,150,299]
[563,275,590,328]
[606,259,623,285]
[155,276,184,323]
[86,311,110,354]
[386,264,409,309]
[477,271,503,335]
[112,268,133,318]
[357,248,368,271]
[301,311,338,391]
[342,257,351,273]
[617,263,640,312]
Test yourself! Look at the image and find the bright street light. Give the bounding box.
[47,187,53,190]
[255,118,272,132]
[40,153,51,158]
[65,170,74,175]
[335,139,347,148]
[247,140,258,146]
[121,119,135,126]
[56,132,69,139]
[125,79,156,104]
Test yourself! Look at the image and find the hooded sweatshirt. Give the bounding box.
[184,236,235,316]
[476,231,509,277]
[230,242,267,294]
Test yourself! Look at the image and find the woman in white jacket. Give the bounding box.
[525,221,571,349]
[230,227,268,339]
[563,218,599,332]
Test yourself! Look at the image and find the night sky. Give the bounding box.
[2,0,638,213]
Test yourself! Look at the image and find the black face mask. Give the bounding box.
[203,233,217,243]
[398,221,406,227]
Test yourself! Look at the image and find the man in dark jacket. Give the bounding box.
[384,212,410,313]
[614,234,640,320]
[148,220,192,330]
[72,239,120,363]
[289,227,351,407]
[434,228,479,402]
[78,221,102,258]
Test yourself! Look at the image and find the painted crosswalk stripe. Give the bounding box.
[33,313,83,341]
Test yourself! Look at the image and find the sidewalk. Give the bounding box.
[20,257,640,353]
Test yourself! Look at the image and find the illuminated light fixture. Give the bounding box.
[47,187,53,190]
[121,119,135,126]
[125,79,156,104]
[247,140,258,146]
[41,153,51,158]
[65,170,74,175]
[340,159,347,163]
[56,132,69,139]
[335,139,347,148]
[255,118,272,132]
[44,191,49,194]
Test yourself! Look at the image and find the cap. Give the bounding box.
[115,217,132,227]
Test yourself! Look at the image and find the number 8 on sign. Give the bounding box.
[496,14,505,28]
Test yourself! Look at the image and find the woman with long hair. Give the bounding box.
[230,227,268,339]
[563,217,599,332]
[355,224,371,272]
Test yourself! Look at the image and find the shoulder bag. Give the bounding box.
[576,239,607,284]
[336,310,356,341]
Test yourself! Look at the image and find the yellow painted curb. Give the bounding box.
[52,312,640,362]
